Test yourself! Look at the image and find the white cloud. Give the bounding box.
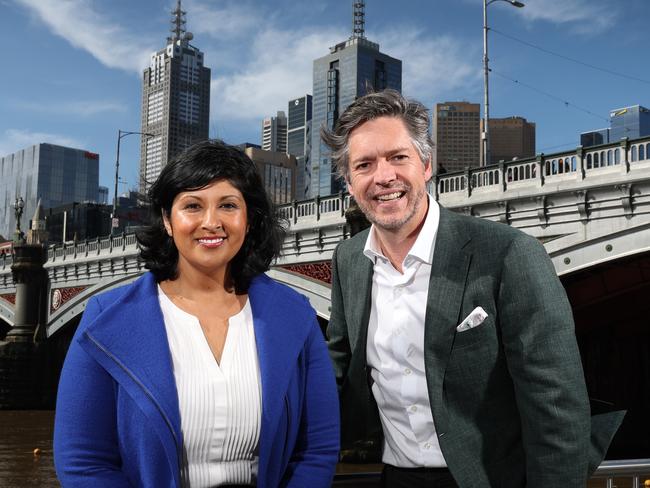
[209,25,479,125]
[14,0,154,73]
[0,129,86,157]
[380,30,480,105]
[461,0,616,31]
[15,100,128,117]
[211,27,346,122]
[185,0,261,40]
[515,0,615,30]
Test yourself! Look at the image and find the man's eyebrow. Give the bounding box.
[386,146,411,155]
[351,146,412,164]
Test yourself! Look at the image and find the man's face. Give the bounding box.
[346,116,432,234]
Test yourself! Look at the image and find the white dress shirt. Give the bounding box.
[363,195,447,467]
[158,287,262,487]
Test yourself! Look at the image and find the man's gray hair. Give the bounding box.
[320,89,434,181]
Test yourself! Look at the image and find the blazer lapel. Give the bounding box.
[423,209,472,432]
[78,273,182,479]
[346,248,374,357]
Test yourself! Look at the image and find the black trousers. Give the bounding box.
[381,464,458,488]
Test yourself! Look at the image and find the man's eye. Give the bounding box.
[355,162,370,170]
[392,154,408,161]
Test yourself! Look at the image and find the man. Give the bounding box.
[323,90,612,487]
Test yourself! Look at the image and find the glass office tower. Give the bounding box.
[287,95,312,200]
[310,3,401,197]
[0,143,99,240]
[610,105,650,142]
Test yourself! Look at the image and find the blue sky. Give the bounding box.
[1,0,649,194]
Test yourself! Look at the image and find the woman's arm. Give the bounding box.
[54,298,132,487]
[283,314,340,488]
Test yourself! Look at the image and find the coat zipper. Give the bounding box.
[86,331,184,485]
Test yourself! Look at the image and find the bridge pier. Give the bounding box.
[0,243,50,409]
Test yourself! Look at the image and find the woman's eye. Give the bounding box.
[183,203,200,210]
[220,202,238,209]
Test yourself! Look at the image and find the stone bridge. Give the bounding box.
[1,135,649,336]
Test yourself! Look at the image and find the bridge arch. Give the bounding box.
[47,274,143,337]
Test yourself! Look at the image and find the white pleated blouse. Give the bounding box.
[158,287,262,488]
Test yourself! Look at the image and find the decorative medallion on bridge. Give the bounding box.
[51,286,88,312]
[281,262,332,284]
[0,293,16,305]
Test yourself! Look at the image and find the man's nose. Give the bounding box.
[374,159,397,185]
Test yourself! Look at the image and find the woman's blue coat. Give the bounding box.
[54,272,339,487]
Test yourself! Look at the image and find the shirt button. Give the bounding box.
[404,368,412,375]
[409,405,417,413]
[424,443,431,450]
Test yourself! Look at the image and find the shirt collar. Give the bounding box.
[363,194,440,266]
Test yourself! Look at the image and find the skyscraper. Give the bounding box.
[261,111,287,153]
[287,95,312,200]
[311,1,402,196]
[610,105,650,142]
[433,102,481,173]
[481,116,535,164]
[238,144,297,205]
[580,128,610,148]
[0,143,99,240]
[139,0,211,194]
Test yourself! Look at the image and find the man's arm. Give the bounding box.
[326,246,352,391]
[498,233,590,487]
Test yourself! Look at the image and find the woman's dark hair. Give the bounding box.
[137,139,285,293]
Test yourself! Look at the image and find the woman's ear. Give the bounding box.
[162,210,173,237]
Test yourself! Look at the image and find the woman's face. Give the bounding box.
[163,179,248,280]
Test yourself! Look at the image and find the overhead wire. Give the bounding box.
[489,68,610,123]
[490,28,650,86]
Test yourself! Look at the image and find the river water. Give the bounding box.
[0,410,58,487]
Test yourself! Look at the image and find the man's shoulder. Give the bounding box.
[441,207,531,249]
[334,227,370,261]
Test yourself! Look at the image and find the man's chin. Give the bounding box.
[367,213,412,231]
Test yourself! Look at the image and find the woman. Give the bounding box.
[54,140,340,487]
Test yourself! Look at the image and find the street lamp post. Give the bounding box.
[112,130,154,234]
[482,0,524,167]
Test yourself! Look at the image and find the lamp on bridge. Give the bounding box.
[112,130,154,235]
[12,196,25,244]
[482,0,524,166]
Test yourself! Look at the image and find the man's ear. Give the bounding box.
[345,176,355,197]
[424,157,433,181]
[162,210,172,237]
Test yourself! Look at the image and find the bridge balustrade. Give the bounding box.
[630,141,650,163]
[545,155,577,176]
[435,135,650,199]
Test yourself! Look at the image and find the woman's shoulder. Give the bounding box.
[253,273,310,303]
[91,272,155,309]
[249,273,314,315]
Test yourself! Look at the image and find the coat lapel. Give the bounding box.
[78,273,182,482]
[346,246,374,357]
[423,209,472,432]
[248,274,311,478]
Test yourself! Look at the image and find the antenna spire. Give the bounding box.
[351,1,366,39]
[170,0,186,42]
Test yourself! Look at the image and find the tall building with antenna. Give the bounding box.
[310,1,402,197]
[139,0,211,194]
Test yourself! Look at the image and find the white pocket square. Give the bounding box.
[456,306,488,332]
